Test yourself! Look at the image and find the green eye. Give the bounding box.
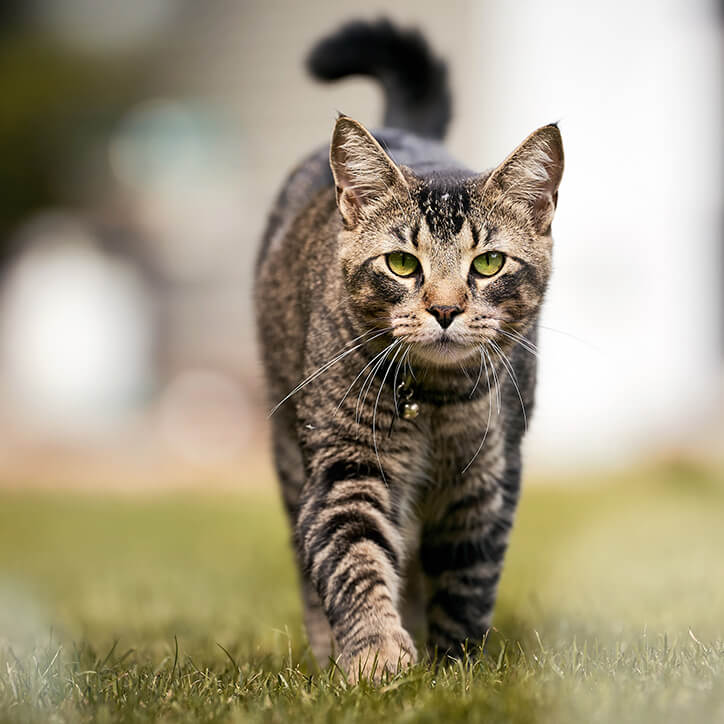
[386,251,420,277]
[472,251,505,277]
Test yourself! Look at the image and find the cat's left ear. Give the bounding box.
[481,124,564,234]
[330,115,409,227]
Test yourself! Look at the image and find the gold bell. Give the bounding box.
[402,401,420,419]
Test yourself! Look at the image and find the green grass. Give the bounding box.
[1,461,723,723]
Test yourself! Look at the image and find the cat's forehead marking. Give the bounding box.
[416,181,471,243]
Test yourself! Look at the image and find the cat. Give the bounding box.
[255,19,563,681]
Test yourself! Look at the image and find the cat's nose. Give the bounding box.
[427,304,463,329]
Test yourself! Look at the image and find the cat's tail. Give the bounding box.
[307,19,451,141]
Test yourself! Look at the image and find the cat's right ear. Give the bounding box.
[330,115,408,227]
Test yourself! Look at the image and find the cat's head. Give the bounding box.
[330,116,563,367]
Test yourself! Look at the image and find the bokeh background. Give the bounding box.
[0,3,723,721]
[0,0,722,491]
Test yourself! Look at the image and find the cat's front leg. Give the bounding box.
[296,458,416,681]
[421,468,521,656]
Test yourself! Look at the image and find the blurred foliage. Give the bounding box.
[0,22,157,264]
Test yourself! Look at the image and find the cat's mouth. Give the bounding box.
[412,335,478,366]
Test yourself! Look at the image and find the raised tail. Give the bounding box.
[307,19,451,141]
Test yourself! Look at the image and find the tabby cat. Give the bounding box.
[255,20,563,680]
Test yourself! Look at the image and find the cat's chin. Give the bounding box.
[411,340,478,367]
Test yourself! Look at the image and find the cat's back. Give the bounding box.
[255,146,334,274]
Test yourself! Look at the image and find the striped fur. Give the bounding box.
[254,20,563,681]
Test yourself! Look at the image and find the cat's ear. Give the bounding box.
[482,124,564,234]
[330,115,408,227]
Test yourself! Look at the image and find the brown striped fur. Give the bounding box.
[254,20,563,681]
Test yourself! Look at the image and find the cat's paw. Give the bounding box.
[339,630,417,683]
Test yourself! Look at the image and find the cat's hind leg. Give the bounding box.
[400,554,426,647]
[420,466,520,657]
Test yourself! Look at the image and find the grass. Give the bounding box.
[0,461,723,723]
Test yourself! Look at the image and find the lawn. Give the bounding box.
[0,461,723,723]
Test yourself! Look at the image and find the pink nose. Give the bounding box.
[427,304,463,329]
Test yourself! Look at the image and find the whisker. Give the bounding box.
[405,351,417,382]
[537,323,601,353]
[356,340,398,424]
[457,360,473,384]
[269,326,391,416]
[496,328,540,359]
[485,343,501,414]
[499,323,539,349]
[462,345,493,474]
[489,339,527,431]
[372,341,403,484]
[470,344,485,398]
[499,324,539,347]
[335,338,397,413]
[391,343,410,412]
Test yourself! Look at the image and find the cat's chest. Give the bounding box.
[392,396,507,534]
[430,396,502,465]
[389,394,505,487]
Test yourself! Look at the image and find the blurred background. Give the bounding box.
[0,0,722,491]
[0,5,723,721]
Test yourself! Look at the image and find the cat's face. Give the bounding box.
[330,117,563,368]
